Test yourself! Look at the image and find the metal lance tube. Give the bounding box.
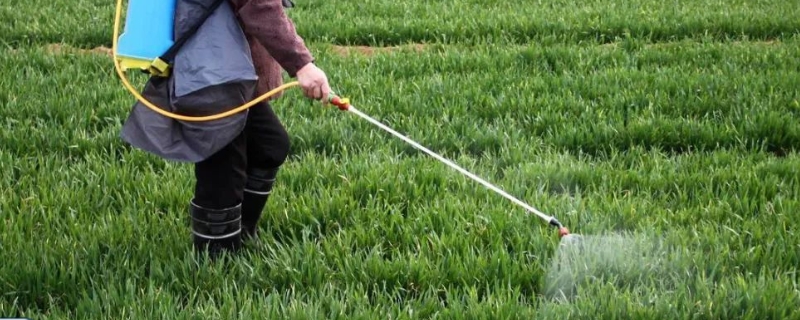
[326,94,571,237]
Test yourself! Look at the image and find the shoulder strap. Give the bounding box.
[147,0,226,77]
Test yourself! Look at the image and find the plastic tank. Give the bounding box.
[116,0,176,67]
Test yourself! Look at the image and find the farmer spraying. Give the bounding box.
[115,0,332,258]
[114,0,655,297]
[113,0,589,272]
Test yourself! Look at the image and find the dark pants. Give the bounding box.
[189,100,290,257]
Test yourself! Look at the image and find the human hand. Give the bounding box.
[296,63,331,102]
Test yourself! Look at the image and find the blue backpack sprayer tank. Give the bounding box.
[115,0,176,75]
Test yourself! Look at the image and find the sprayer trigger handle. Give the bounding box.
[327,92,350,111]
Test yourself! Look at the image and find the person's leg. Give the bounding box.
[241,100,291,240]
[191,130,248,258]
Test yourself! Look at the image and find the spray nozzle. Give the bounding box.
[548,218,570,237]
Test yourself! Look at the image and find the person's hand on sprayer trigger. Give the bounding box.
[296,62,331,102]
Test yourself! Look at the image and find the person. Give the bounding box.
[189,0,332,258]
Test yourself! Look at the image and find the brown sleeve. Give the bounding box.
[233,0,314,77]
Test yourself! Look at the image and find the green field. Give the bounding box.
[2,0,800,318]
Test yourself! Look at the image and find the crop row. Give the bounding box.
[2,0,798,48]
[3,39,799,162]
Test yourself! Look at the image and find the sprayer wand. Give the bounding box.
[326,94,571,238]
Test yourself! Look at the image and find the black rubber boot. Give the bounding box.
[241,167,279,242]
[190,200,242,259]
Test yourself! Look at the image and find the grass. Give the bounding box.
[2,0,800,318]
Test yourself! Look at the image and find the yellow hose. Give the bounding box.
[111,0,300,122]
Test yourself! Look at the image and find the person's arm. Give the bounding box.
[234,0,314,77]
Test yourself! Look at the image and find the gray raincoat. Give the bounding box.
[120,0,258,163]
